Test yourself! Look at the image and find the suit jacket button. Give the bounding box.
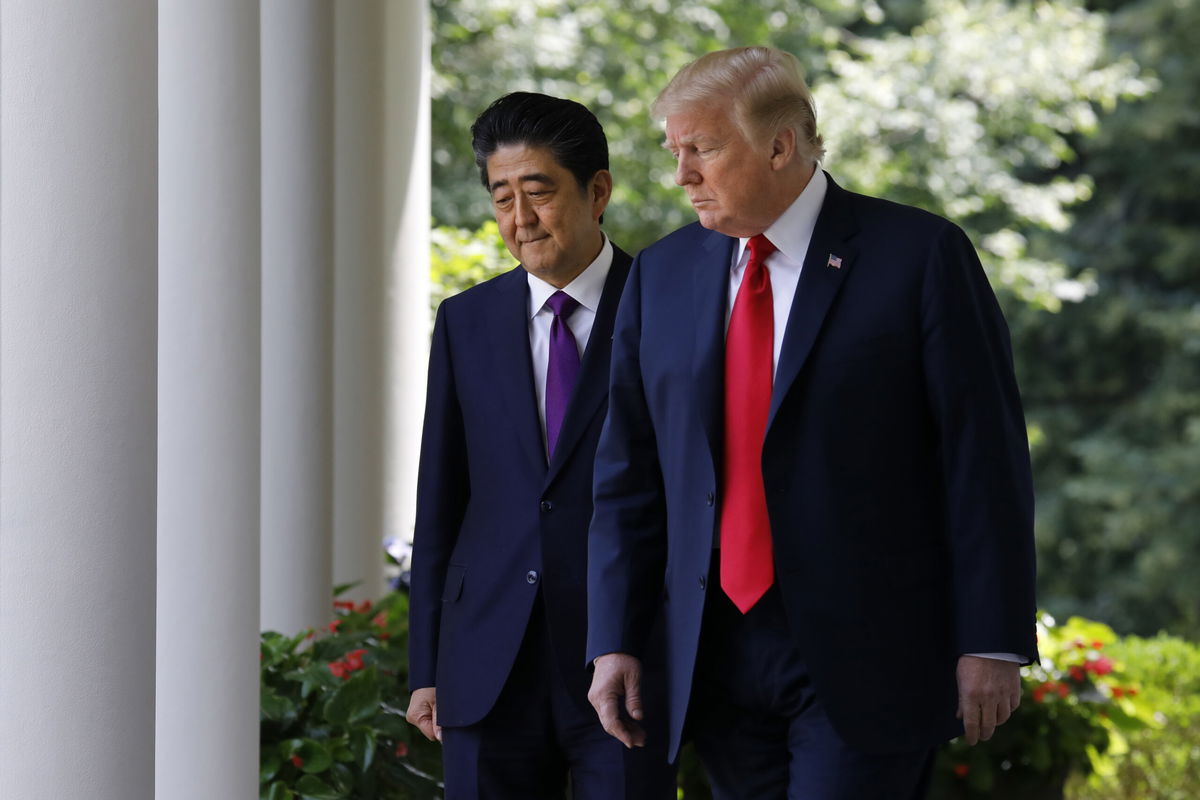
[539,500,552,512]
[699,575,707,590]
[526,570,539,585]
[705,491,714,507]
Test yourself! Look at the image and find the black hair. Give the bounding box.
[470,92,609,193]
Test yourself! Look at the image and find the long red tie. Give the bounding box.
[720,233,777,613]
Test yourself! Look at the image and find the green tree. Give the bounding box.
[1014,0,1200,638]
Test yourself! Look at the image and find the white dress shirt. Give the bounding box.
[527,236,613,452]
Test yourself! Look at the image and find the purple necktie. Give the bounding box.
[544,290,581,458]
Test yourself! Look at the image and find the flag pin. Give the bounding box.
[826,253,843,269]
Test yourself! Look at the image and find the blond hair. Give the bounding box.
[652,46,825,163]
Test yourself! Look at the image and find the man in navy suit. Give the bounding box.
[586,47,1037,799]
[407,93,674,800]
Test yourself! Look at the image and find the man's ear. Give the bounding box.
[590,170,613,220]
[769,128,797,171]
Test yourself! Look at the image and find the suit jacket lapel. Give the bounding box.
[545,247,634,484]
[692,229,736,475]
[489,267,547,475]
[768,176,859,430]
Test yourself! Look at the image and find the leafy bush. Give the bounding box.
[1064,632,1200,800]
[259,591,442,800]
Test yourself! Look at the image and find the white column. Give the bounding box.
[156,2,261,798]
[0,2,156,797]
[384,0,433,550]
[333,1,388,602]
[260,0,335,633]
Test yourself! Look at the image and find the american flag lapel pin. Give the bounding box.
[826,253,843,269]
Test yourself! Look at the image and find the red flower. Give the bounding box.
[1069,666,1086,682]
[372,611,388,628]
[1112,687,1125,698]
[1088,656,1114,676]
[1032,686,1047,703]
[329,661,351,679]
[953,763,969,778]
[328,619,342,633]
[1056,682,1069,698]
[290,754,304,768]
[333,600,356,611]
[1126,688,1138,697]
[1092,640,1104,650]
[356,600,373,613]
[345,649,368,671]
[395,741,409,758]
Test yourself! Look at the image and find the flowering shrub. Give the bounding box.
[931,613,1158,799]
[259,590,442,800]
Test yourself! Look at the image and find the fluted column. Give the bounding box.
[157,1,262,798]
[0,2,157,797]
[333,0,388,602]
[259,0,336,634]
[384,0,433,552]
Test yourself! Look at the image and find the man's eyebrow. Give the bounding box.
[489,172,556,193]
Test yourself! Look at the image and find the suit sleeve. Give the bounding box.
[921,222,1038,662]
[408,301,470,690]
[586,253,668,663]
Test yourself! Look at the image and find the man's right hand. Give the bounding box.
[587,652,647,749]
[406,687,441,743]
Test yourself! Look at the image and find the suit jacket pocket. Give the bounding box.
[442,564,466,602]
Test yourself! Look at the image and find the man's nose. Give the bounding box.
[674,155,698,186]
[513,195,538,226]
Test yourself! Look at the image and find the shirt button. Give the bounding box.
[705,491,714,507]
[540,500,552,512]
[526,570,539,585]
[699,575,707,590]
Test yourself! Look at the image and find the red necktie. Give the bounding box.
[720,233,777,613]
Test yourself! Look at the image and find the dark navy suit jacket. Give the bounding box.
[409,246,633,728]
[586,175,1037,759]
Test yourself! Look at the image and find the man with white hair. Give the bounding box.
[585,47,1037,799]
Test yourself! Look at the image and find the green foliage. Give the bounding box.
[259,593,442,800]
[815,0,1149,309]
[430,221,512,311]
[1016,0,1200,639]
[931,614,1156,799]
[1064,632,1200,800]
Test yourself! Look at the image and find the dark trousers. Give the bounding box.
[441,596,675,800]
[687,576,934,800]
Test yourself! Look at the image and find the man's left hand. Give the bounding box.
[956,655,1021,745]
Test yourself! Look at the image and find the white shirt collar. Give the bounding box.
[527,235,613,319]
[734,167,828,265]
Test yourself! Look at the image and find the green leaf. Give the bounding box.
[323,667,382,727]
[295,739,334,774]
[260,747,283,783]
[332,581,361,597]
[261,780,293,800]
[294,774,344,800]
[350,727,377,772]
[261,688,297,722]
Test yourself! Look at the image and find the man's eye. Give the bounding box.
[494,196,512,207]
